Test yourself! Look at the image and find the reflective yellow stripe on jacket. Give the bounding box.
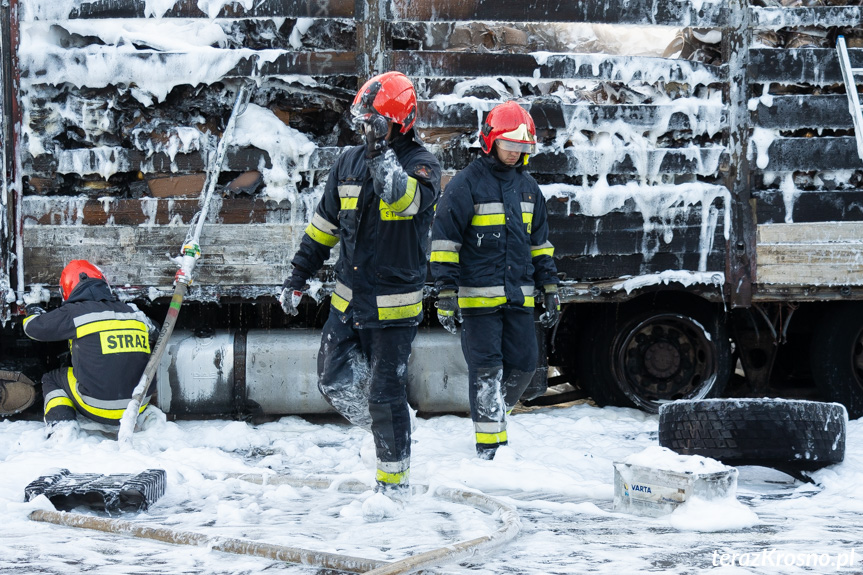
[75,318,148,339]
[338,184,361,211]
[521,201,534,233]
[332,281,352,312]
[305,213,340,247]
[430,239,461,264]
[380,177,421,221]
[471,202,505,227]
[74,313,151,355]
[531,241,554,258]
[377,290,423,321]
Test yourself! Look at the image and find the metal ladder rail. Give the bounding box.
[837,35,863,161]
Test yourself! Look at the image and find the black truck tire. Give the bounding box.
[577,295,731,413]
[810,302,863,420]
[658,399,847,472]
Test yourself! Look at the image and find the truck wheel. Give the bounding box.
[811,302,863,419]
[578,297,731,413]
[658,399,846,472]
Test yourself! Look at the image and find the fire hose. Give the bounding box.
[29,474,520,575]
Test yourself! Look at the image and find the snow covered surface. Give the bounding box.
[1,402,861,574]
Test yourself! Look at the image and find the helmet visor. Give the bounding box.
[350,102,372,121]
[350,103,374,129]
[496,139,536,154]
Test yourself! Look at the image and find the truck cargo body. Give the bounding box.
[3,0,863,418]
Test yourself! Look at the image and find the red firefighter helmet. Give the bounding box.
[479,101,537,159]
[351,71,417,134]
[60,260,105,300]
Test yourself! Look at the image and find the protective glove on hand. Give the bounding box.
[435,289,461,335]
[539,285,560,328]
[363,114,390,159]
[279,287,303,317]
[24,304,46,316]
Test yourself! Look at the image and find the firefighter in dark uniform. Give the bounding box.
[430,101,560,460]
[23,260,158,430]
[280,72,441,497]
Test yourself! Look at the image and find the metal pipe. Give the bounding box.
[752,303,778,344]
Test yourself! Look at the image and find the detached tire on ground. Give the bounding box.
[658,399,846,472]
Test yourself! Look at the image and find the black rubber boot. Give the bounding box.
[374,480,411,502]
[45,405,77,426]
[476,442,507,460]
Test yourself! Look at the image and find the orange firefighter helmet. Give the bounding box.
[60,260,106,300]
[479,101,537,160]
[351,71,418,134]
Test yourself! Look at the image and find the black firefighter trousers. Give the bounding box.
[317,312,416,487]
[42,367,150,426]
[461,308,537,457]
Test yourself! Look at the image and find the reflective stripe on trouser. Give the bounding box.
[317,312,417,469]
[461,309,538,448]
[41,367,150,426]
[43,385,76,423]
[474,402,508,447]
[376,458,410,487]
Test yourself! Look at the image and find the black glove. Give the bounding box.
[279,287,303,317]
[435,290,461,335]
[539,285,560,328]
[363,114,390,159]
[25,304,46,317]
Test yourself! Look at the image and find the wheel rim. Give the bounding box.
[611,312,718,412]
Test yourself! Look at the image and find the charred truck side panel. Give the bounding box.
[3,0,863,418]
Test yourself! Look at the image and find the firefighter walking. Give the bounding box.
[431,101,560,460]
[23,260,158,434]
[281,72,441,498]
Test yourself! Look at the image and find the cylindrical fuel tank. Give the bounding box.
[155,328,469,416]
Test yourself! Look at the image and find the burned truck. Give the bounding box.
[2,0,863,419]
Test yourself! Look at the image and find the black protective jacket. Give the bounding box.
[23,279,157,401]
[430,155,558,314]
[288,130,441,328]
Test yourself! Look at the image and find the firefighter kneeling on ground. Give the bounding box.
[430,100,560,460]
[280,72,441,499]
[23,260,158,436]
